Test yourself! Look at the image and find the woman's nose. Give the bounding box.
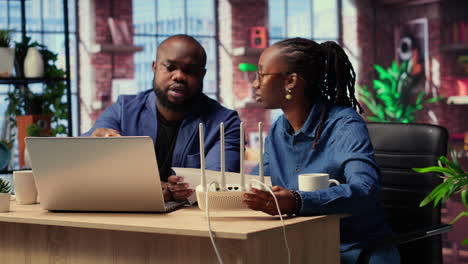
[252,78,259,89]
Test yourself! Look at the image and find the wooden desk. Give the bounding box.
[0,202,341,264]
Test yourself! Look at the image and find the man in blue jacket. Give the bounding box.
[83,34,241,202]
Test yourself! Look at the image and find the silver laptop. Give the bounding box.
[25,136,186,212]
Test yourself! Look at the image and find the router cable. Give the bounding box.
[206,181,224,264]
[204,180,291,264]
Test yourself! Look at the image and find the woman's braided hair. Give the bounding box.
[274,38,363,148]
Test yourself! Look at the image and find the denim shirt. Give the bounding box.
[82,89,241,173]
[251,103,392,249]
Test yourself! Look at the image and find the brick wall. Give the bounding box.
[355,1,467,148]
[91,0,134,120]
[79,0,134,128]
[218,0,270,148]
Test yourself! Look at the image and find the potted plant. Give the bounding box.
[0,29,15,77]
[0,177,12,212]
[358,60,441,123]
[414,152,468,245]
[0,140,13,171]
[6,36,68,168]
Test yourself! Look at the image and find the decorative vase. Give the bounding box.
[16,115,51,168]
[0,47,15,77]
[0,193,10,212]
[23,47,44,78]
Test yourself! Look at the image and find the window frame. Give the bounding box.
[132,0,219,100]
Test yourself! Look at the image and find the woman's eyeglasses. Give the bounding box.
[255,72,289,82]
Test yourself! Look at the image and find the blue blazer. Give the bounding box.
[83,89,241,172]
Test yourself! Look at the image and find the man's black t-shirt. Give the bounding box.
[155,111,181,182]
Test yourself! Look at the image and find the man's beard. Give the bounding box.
[153,80,202,113]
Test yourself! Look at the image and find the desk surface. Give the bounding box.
[0,202,336,240]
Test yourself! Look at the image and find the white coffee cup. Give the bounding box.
[298,173,340,192]
[13,170,38,205]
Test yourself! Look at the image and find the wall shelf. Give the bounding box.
[441,44,468,53]
[447,95,468,105]
[90,44,143,54]
[379,0,440,6]
[232,47,263,57]
[0,77,67,85]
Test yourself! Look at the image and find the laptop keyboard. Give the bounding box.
[165,200,187,211]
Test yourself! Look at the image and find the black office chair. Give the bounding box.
[358,123,452,264]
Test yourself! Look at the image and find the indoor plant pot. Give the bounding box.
[16,115,51,168]
[0,177,12,212]
[0,29,15,77]
[7,36,69,168]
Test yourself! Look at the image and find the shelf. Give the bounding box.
[90,44,144,54]
[379,0,440,6]
[447,95,468,105]
[0,77,67,85]
[232,47,264,57]
[441,44,468,53]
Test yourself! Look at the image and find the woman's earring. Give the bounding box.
[285,89,292,100]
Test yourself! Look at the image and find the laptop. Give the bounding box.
[25,136,186,212]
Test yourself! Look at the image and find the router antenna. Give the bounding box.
[220,122,226,191]
[240,122,245,191]
[199,123,206,191]
[258,122,264,188]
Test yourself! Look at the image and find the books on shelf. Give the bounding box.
[108,17,132,45]
[450,21,468,44]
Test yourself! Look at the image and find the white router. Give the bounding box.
[195,122,268,211]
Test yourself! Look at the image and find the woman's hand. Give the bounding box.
[243,186,296,215]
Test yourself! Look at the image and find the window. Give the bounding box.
[132,0,218,99]
[268,0,340,121]
[0,0,79,136]
[269,0,339,44]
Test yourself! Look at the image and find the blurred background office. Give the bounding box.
[0,0,467,262]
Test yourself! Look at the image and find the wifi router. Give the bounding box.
[195,122,269,211]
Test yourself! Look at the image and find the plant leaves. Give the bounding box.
[439,156,464,175]
[462,238,468,246]
[412,166,457,177]
[449,211,468,225]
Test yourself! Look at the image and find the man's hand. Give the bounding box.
[161,182,172,202]
[167,175,194,201]
[243,186,296,215]
[90,128,121,137]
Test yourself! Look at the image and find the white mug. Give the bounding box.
[298,173,340,192]
[13,170,38,205]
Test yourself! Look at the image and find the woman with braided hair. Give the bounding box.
[243,38,400,263]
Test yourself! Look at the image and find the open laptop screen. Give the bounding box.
[26,136,171,212]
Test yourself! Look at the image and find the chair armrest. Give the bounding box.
[356,224,452,264]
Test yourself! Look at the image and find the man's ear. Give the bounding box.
[202,68,207,79]
[152,61,157,73]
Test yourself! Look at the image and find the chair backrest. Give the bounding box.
[367,122,449,264]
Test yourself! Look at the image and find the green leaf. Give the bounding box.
[439,156,464,175]
[412,166,457,177]
[462,190,468,210]
[420,182,449,207]
[368,116,383,122]
[462,238,468,246]
[425,96,442,104]
[449,211,468,225]
[374,65,391,80]
[373,80,387,91]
